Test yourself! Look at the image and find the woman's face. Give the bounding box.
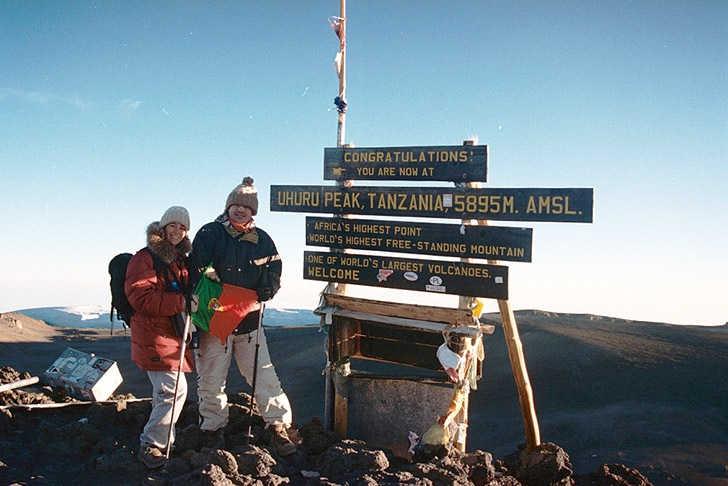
[228,204,253,225]
[164,222,188,246]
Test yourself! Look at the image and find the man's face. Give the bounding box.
[228,204,253,225]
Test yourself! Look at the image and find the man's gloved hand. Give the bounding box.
[257,286,273,302]
[205,267,221,282]
[257,262,279,302]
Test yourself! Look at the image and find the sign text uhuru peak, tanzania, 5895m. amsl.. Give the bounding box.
[271,186,593,223]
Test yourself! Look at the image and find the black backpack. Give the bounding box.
[109,252,135,330]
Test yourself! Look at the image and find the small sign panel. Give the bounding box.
[303,251,509,299]
[271,185,594,223]
[305,217,533,262]
[324,145,488,182]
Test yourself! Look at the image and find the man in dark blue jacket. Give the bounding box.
[189,177,297,456]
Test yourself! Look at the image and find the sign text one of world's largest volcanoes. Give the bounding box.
[303,251,509,299]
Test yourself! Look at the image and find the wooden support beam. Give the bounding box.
[497,299,541,450]
[333,360,350,438]
[0,376,39,393]
[459,139,541,452]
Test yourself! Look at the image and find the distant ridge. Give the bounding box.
[12,306,725,330]
[512,309,636,322]
[12,306,319,329]
[506,309,727,328]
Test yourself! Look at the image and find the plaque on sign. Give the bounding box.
[303,251,508,299]
[306,216,533,262]
[324,145,488,182]
[271,185,593,223]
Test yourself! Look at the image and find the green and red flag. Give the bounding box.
[192,271,258,344]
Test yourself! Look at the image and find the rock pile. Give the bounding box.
[1,367,652,486]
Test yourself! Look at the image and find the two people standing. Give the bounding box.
[124,177,297,469]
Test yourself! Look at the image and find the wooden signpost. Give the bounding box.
[271,142,594,453]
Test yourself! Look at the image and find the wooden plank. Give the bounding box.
[320,293,480,327]
[323,145,488,182]
[0,376,39,393]
[306,216,533,262]
[332,352,351,438]
[0,397,151,411]
[305,251,509,299]
[328,320,361,363]
[334,391,348,438]
[323,309,492,338]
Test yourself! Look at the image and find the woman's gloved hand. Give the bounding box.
[185,294,200,313]
[190,294,199,313]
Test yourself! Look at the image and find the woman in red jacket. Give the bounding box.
[124,206,196,468]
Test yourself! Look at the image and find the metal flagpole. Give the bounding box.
[244,302,265,444]
[165,311,191,458]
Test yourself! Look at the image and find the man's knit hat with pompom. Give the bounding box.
[225,176,258,215]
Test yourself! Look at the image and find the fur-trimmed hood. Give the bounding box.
[146,222,191,264]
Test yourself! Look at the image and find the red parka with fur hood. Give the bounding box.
[125,222,194,372]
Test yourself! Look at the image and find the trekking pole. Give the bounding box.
[165,303,191,459]
[244,301,265,445]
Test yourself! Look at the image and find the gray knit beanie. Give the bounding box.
[225,176,259,215]
[160,206,190,229]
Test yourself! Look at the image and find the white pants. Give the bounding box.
[141,370,187,449]
[195,327,293,432]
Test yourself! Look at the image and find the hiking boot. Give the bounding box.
[285,425,303,446]
[269,424,297,456]
[138,444,166,469]
[201,428,225,450]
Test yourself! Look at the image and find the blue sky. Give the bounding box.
[1,1,726,325]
